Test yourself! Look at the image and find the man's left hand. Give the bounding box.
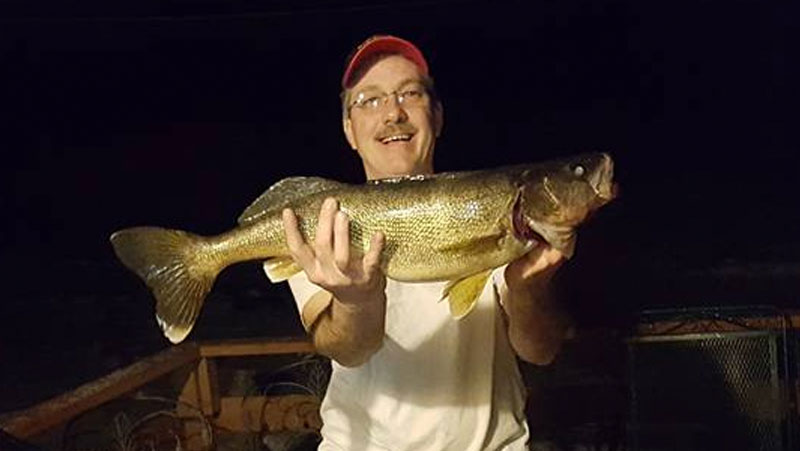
[505,245,564,290]
[503,245,570,364]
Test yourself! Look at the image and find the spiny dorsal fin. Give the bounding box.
[238,176,346,225]
[366,173,433,185]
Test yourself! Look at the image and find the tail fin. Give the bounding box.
[110,227,219,344]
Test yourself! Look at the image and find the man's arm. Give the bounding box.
[502,247,572,365]
[283,198,387,367]
[309,292,385,367]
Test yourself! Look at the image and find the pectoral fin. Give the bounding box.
[263,257,302,282]
[436,230,505,256]
[441,270,493,319]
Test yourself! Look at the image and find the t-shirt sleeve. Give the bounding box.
[492,264,510,309]
[285,270,333,331]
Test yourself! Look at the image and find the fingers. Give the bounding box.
[315,198,338,250]
[506,244,564,286]
[362,231,385,274]
[282,208,315,267]
[316,198,351,273]
[523,244,546,262]
[541,247,564,266]
[333,210,351,270]
[284,198,385,293]
[518,245,563,281]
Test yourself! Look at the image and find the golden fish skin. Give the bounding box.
[110,153,615,343]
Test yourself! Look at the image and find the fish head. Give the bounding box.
[512,152,615,257]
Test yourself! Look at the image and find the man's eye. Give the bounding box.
[363,96,382,107]
[403,89,423,98]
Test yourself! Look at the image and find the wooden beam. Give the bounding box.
[199,336,314,358]
[0,343,200,439]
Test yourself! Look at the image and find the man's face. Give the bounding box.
[343,55,443,180]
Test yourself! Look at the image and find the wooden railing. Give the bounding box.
[0,337,315,442]
[3,311,799,445]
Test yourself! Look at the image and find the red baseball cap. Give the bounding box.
[341,35,430,89]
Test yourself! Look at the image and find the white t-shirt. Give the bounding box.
[288,268,530,451]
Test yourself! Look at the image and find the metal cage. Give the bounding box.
[627,306,795,451]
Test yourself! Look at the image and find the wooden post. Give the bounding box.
[197,357,220,417]
[178,357,219,416]
[177,357,219,450]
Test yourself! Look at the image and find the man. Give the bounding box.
[280,35,570,450]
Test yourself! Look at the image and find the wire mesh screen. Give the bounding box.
[628,331,788,451]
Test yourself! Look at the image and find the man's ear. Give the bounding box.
[434,101,444,138]
[343,116,358,150]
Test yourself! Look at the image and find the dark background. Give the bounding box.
[1,0,798,413]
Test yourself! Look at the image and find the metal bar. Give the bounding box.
[629,330,774,343]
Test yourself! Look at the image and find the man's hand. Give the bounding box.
[505,245,564,291]
[282,197,387,367]
[282,197,387,305]
[502,245,570,365]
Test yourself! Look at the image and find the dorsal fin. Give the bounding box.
[367,173,433,185]
[238,176,345,225]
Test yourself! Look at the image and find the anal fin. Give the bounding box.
[263,257,302,282]
[441,269,493,319]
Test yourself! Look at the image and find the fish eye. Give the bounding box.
[572,164,585,177]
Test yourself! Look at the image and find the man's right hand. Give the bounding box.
[282,197,387,307]
[282,197,387,366]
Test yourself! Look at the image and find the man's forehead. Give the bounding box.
[353,78,425,94]
[348,55,425,91]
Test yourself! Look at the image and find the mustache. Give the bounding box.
[376,123,417,140]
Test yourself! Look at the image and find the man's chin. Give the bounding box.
[376,139,415,152]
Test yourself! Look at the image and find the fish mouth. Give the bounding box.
[591,153,616,201]
[511,193,546,245]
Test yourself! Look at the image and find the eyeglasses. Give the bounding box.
[349,86,428,112]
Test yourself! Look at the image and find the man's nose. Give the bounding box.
[383,95,408,123]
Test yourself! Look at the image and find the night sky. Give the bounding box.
[2,0,798,411]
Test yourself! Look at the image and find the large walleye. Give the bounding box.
[111,153,615,344]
